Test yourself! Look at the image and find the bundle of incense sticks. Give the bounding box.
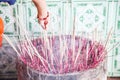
[17,35,106,74]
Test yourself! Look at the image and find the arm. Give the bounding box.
[32,0,48,29]
[32,0,47,19]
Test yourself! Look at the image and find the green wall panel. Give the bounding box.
[0,5,16,35]
[72,1,107,39]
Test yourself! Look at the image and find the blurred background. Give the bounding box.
[0,0,120,80]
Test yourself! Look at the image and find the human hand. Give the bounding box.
[32,0,48,29]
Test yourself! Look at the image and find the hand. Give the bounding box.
[32,0,48,29]
[38,12,49,30]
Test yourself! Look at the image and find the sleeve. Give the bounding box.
[0,0,16,5]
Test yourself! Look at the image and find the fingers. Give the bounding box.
[38,20,48,30]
